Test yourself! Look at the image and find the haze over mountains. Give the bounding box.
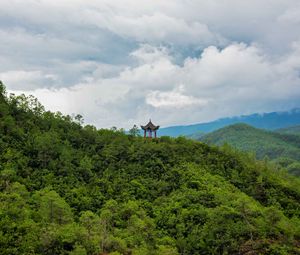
[159,108,300,137]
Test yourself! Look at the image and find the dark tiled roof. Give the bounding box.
[141,120,160,130]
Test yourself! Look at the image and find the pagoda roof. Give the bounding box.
[141,120,160,130]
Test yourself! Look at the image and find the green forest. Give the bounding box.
[277,126,300,136]
[0,81,299,255]
[198,123,300,177]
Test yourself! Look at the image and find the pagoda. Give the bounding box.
[141,120,160,138]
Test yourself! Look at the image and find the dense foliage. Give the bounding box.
[199,123,300,177]
[276,125,300,136]
[0,82,300,254]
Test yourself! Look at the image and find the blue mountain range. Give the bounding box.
[158,108,300,137]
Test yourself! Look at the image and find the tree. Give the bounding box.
[0,80,6,98]
[74,114,84,125]
[32,189,73,225]
[129,125,140,137]
[79,211,101,254]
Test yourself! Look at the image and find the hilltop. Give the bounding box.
[0,82,299,255]
[199,123,300,176]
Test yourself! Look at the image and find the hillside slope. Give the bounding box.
[199,123,300,176]
[276,125,300,136]
[159,109,300,137]
[0,82,300,255]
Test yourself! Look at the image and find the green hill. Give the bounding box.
[199,123,300,176]
[0,82,300,255]
[276,125,300,136]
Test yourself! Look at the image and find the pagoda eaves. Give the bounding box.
[141,120,159,138]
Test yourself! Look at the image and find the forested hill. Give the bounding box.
[0,82,300,255]
[199,123,300,176]
[276,125,300,136]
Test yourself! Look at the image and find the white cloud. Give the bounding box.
[86,10,221,46]
[1,1,300,128]
[10,42,300,128]
[278,4,300,25]
[130,44,172,64]
[146,85,207,108]
[0,70,57,90]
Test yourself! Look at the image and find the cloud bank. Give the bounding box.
[1,0,300,128]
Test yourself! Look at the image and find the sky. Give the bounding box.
[0,0,300,128]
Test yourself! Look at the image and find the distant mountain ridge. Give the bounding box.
[158,108,300,137]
